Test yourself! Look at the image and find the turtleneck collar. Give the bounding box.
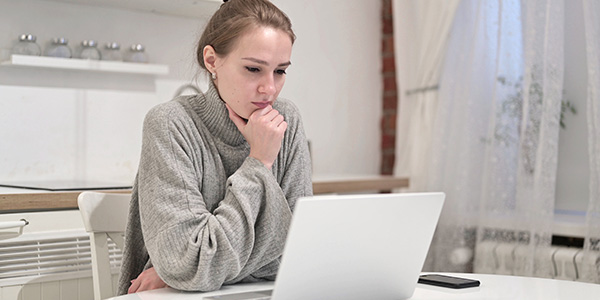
[187,81,246,146]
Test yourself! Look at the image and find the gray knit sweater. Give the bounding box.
[117,82,313,294]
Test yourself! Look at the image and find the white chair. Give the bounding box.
[78,191,131,300]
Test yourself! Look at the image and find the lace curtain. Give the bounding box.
[394,0,570,277]
[392,0,460,191]
[582,0,600,283]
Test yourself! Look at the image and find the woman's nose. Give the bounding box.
[258,75,276,95]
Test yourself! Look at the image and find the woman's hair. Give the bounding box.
[196,0,296,71]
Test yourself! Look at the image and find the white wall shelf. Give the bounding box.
[37,0,222,18]
[1,55,169,75]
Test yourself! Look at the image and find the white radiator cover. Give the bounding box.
[2,223,598,299]
[474,241,600,282]
[0,229,121,300]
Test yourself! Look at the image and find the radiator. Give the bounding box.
[0,229,121,300]
[1,229,597,299]
[474,241,600,282]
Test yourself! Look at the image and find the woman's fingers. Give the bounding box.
[127,267,167,294]
[224,103,287,169]
[254,108,285,129]
[272,114,285,127]
[128,278,141,294]
[245,106,286,169]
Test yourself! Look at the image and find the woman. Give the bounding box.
[118,0,312,294]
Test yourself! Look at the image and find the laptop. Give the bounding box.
[205,192,445,300]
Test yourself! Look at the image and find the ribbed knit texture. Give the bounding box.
[117,82,313,294]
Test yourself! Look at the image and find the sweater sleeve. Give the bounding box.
[137,104,295,292]
[243,100,313,281]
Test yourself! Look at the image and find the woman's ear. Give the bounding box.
[203,45,218,73]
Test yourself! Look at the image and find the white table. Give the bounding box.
[107,273,600,300]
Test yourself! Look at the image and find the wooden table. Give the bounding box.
[0,176,409,213]
[312,175,409,194]
[0,189,130,213]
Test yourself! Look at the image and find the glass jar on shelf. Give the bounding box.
[44,37,72,58]
[78,40,101,60]
[12,34,41,56]
[124,44,148,63]
[103,42,122,61]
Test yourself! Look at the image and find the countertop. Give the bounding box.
[0,176,410,213]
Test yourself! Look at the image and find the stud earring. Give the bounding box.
[211,73,217,80]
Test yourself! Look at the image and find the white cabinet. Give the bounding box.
[0,0,215,186]
[0,0,219,78]
[0,0,223,75]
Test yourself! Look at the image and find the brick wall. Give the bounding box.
[381,0,397,175]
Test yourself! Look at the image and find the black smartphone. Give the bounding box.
[418,274,480,289]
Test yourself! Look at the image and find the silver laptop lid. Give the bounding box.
[271,192,445,300]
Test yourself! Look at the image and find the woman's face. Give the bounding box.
[208,26,293,119]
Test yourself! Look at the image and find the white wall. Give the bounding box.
[275,0,382,176]
[0,0,381,186]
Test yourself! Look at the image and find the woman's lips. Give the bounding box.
[252,102,271,109]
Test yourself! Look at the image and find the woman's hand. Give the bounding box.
[227,104,287,169]
[128,267,168,294]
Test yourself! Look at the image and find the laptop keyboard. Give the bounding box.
[203,290,273,300]
[246,297,270,300]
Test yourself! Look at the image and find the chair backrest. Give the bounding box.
[78,191,131,300]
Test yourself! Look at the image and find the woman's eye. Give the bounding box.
[245,67,260,73]
[276,69,287,75]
